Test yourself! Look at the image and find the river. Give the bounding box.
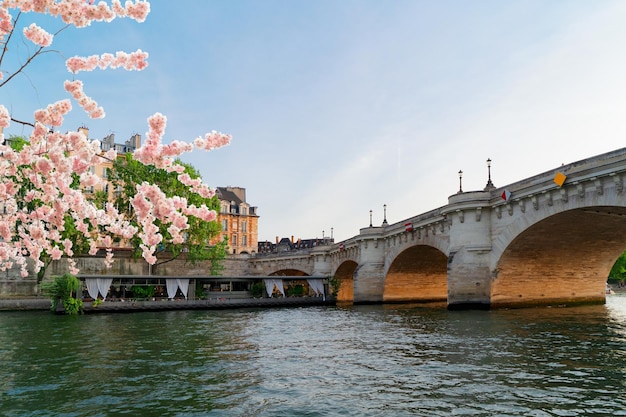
[1,296,626,416]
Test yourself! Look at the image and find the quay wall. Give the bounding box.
[0,253,254,297]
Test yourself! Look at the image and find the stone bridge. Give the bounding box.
[250,148,626,309]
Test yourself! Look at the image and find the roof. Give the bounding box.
[216,187,244,205]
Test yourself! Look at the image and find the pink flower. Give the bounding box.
[50,246,63,261]
[89,241,99,256]
[194,131,232,151]
[0,7,13,37]
[23,23,53,47]
[104,249,114,268]
[68,261,79,276]
[66,50,149,74]
[0,105,10,128]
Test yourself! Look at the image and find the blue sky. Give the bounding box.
[4,1,626,243]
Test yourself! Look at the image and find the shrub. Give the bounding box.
[41,274,83,315]
[250,282,264,298]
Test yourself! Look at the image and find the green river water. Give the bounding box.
[1,296,626,416]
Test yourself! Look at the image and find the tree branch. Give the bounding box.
[1,24,69,89]
[0,12,21,68]
[9,117,34,128]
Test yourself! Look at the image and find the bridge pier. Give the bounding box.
[443,191,493,309]
[352,227,385,303]
[446,247,492,309]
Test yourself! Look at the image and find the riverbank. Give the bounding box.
[0,297,50,311]
[0,296,335,313]
[81,296,334,314]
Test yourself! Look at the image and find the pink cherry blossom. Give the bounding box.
[194,131,232,151]
[63,80,104,119]
[104,249,114,268]
[0,1,228,278]
[66,50,149,74]
[23,23,53,47]
[0,105,10,128]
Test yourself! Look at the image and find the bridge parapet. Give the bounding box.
[253,248,314,259]
[488,147,626,211]
[442,191,491,226]
[383,207,447,238]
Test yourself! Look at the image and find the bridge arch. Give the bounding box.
[269,269,309,276]
[492,205,626,307]
[383,244,448,303]
[334,260,357,302]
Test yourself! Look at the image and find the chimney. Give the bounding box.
[132,133,141,149]
[291,236,294,243]
[227,186,246,203]
[275,236,279,244]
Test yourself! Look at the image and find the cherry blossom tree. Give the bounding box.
[111,153,228,273]
[0,1,231,280]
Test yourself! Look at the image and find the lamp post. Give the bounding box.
[369,209,373,227]
[382,204,388,225]
[458,170,463,193]
[484,158,495,190]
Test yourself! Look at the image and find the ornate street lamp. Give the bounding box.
[458,170,463,193]
[382,204,388,225]
[484,158,495,190]
[369,209,373,227]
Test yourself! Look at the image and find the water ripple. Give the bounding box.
[1,299,626,416]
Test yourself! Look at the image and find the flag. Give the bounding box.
[553,172,566,187]
[339,243,345,251]
[405,222,414,232]
[501,189,511,201]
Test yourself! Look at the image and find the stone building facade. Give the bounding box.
[79,126,141,207]
[214,187,259,254]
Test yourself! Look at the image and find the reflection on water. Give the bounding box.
[1,296,626,416]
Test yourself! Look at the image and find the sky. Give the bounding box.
[3,1,626,243]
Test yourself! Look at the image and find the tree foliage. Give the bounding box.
[111,153,227,269]
[609,251,626,283]
[40,273,83,314]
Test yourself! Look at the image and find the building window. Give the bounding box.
[241,207,248,215]
[222,219,228,231]
[102,167,109,179]
[242,235,247,246]
[241,221,247,232]
[232,234,237,245]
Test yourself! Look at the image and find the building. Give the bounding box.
[78,126,141,201]
[215,186,259,254]
[258,236,334,254]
